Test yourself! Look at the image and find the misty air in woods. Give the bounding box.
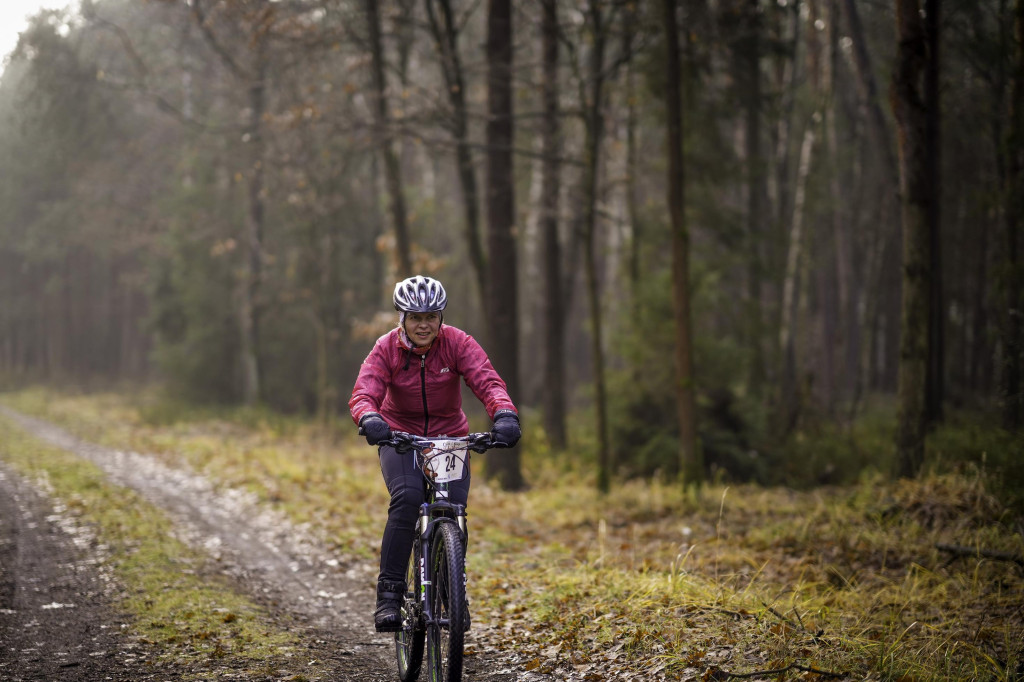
[2,3,1024,679]
[1,0,1022,495]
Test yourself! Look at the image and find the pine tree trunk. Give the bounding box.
[425,0,486,307]
[485,0,523,490]
[365,0,412,277]
[925,0,945,425]
[824,0,855,412]
[580,0,612,493]
[840,0,899,187]
[664,0,701,488]
[540,0,567,450]
[741,0,767,395]
[770,0,801,385]
[1003,0,1024,429]
[841,0,904,402]
[892,0,931,477]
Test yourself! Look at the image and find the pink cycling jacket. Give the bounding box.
[349,325,517,437]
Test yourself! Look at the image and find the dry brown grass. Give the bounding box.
[3,388,1022,680]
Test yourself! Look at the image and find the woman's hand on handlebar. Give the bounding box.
[358,413,392,445]
[490,410,521,448]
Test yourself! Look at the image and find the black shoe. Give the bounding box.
[375,601,402,632]
[374,580,406,633]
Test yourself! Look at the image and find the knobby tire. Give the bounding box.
[427,521,466,682]
[396,542,425,682]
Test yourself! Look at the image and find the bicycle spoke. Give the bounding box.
[395,542,424,682]
[427,523,465,682]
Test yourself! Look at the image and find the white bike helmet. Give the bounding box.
[393,276,448,313]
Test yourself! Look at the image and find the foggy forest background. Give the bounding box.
[1,0,1022,498]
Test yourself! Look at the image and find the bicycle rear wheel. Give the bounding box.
[396,541,425,681]
[427,521,465,682]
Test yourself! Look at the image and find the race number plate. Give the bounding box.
[422,440,468,483]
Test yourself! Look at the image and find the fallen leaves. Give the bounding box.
[9,390,1023,682]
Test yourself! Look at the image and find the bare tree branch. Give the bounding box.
[190,0,248,80]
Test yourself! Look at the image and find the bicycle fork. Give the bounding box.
[417,503,468,630]
[417,506,429,616]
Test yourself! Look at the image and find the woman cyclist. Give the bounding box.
[349,275,521,632]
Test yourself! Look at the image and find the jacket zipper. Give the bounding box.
[420,355,429,435]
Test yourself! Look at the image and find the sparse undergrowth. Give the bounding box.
[0,412,325,681]
[2,387,1023,681]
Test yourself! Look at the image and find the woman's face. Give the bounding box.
[404,312,441,347]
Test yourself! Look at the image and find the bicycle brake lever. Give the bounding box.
[389,431,415,453]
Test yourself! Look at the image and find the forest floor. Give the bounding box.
[0,404,549,682]
[1,389,1023,681]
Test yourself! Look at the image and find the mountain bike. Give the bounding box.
[376,431,494,682]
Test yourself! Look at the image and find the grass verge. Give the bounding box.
[0,412,326,681]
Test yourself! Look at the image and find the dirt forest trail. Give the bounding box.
[0,405,552,681]
[0,461,141,681]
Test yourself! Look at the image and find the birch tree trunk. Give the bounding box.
[892,0,931,477]
[240,53,266,405]
[626,44,641,306]
[780,125,816,432]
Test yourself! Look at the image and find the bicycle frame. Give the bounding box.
[383,431,492,682]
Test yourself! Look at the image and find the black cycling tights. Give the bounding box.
[377,444,471,584]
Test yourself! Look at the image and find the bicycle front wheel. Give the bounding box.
[427,521,465,682]
[396,541,425,681]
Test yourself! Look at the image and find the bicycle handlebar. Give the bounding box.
[358,428,505,452]
[383,431,496,453]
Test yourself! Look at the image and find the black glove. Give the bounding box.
[490,410,521,448]
[359,413,391,446]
